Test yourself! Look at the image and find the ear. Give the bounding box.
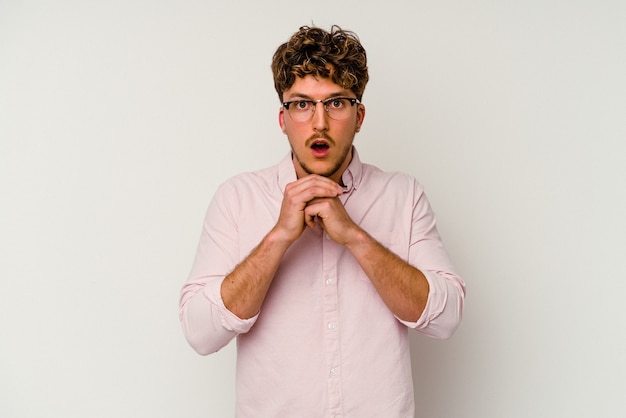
[355,104,366,133]
[278,107,287,134]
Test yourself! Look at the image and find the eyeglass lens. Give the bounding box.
[287,98,357,122]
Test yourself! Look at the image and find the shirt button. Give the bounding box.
[328,322,336,330]
[325,278,333,286]
[330,367,338,376]
[325,233,331,240]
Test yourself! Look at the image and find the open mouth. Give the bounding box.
[311,142,329,151]
[310,140,330,157]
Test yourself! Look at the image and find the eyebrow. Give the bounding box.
[285,92,348,101]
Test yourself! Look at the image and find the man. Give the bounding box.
[180,25,465,417]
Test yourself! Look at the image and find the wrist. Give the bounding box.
[266,226,297,250]
[343,226,370,250]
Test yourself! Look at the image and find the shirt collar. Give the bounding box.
[341,146,362,193]
[277,146,364,192]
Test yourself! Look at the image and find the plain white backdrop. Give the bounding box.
[1,1,625,417]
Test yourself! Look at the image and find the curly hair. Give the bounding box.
[271,25,369,102]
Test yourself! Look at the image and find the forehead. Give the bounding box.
[283,75,352,100]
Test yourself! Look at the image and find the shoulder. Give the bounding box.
[360,162,424,195]
[214,163,281,200]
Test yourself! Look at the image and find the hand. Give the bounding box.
[304,196,361,246]
[272,175,344,244]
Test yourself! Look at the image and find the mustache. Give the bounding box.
[305,133,335,147]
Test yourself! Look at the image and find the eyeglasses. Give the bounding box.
[282,97,361,122]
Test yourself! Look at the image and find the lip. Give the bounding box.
[310,139,331,158]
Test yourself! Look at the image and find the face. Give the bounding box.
[279,75,365,184]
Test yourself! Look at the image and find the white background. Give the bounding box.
[1,1,625,417]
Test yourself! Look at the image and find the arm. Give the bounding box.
[218,229,290,320]
[220,174,344,319]
[304,197,429,322]
[345,229,429,322]
[305,184,464,337]
[180,174,344,354]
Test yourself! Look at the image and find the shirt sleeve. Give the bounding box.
[397,180,466,339]
[179,182,259,355]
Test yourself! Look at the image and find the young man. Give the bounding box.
[180,25,465,417]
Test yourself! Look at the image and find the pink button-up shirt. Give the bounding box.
[180,148,465,417]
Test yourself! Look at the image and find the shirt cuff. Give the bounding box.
[396,270,447,330]
[203,277,259,334]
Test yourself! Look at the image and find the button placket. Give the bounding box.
[321,230,343,416]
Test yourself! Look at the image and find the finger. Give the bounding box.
[305,212,318,229]
[304,198,336,224]
[287,175,344,197]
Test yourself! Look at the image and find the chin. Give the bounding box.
[307,163,342,179]
[293,151,344,180]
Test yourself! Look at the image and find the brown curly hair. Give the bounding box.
[271,25,369,102]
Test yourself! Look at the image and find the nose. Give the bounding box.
[311,101,329,131]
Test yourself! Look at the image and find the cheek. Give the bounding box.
[344,119,360,134]
[283,124,299,140]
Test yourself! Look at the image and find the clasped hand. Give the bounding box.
[274,174,359,246]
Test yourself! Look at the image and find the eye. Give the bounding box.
[294,100,312,111]
[327,99,346,109]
